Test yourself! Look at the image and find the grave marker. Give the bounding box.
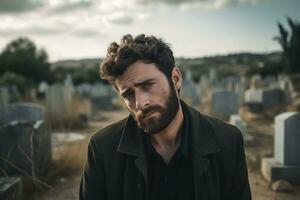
[261,112,300,183]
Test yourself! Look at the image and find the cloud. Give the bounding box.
[0,0,268,15]
[0,0,266,37]
[0,23,67,37]
[0,0,94,14]
[29,25,67,35]
[0,0,45,13]
[0,15,68,36]
[45,0,93,15]
[71,29,100,37]
[0,12,106,38]
[103,12,135,25]
[134,0,268,10]
[70,26,105,37]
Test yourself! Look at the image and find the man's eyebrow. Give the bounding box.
[120,78,155,97]
[133,78,155,87]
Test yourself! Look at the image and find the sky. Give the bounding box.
[0,0,299,62]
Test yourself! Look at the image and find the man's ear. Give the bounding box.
[171,67,182,91]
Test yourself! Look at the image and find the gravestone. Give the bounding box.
[208,68,217,84]
[274,112,300,165]
[9,86,22,103]
[0,86,21,104]
[90,83,115,110]
[181,70,201,106]
[0,120,51,176]
[37,81,49,98]
[236,77,247,105]
[250,74,264,89]
[262,88,287,110]
[244,88,263,103]
[223,76,246,105]
[261,112,300,183]
[199,75,211,103]
[0,103,44,126]
[76,83,92,97]
[265,76,278,89]
[200,75,209,89]
[230,115,246,130]
[279,77,294,92]
[211,90,238,119]
[0,87,10,107]
[38,81,49,93]
[46,83,74,119]
[229,115,254,146]
[244,89,263,113]
[0,177,22,200]
[64,73,74,87]
[279,78,294,101]
[223,76,240,92]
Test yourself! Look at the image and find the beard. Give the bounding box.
[130,80,180,134]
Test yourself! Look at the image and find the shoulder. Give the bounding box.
[88,117,128,153]
[188,106,243,149]
[204,114,241,140]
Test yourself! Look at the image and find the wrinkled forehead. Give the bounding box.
[114,60,166,91]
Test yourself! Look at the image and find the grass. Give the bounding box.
[46,138,89,181]
[21,138,90,199]
[46,98,91,131]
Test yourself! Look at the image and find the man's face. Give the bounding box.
[115,60,181,134]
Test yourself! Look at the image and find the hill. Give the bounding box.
[51,52,281,80]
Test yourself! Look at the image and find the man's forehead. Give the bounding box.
[115,61,164,90]
[115,74,156,91]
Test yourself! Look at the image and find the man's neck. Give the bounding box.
[149,105,184,163]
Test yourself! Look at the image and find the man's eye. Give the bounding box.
[124,91,134,100]
[143,83,152,89]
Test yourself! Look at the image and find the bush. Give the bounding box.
[246,62,283,77]
[0,72,34,94]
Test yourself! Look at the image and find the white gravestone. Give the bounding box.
[46,83,73,118]
[261,112,300,183]
[229,115,254,146]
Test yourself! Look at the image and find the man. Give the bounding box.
[79,34,251,200]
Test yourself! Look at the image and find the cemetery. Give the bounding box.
[1,69,300,199]
[0,8,299,199]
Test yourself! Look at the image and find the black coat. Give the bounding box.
[79,102,252,200]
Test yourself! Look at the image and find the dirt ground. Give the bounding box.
[245,119,300,200]
[32,109,300,200]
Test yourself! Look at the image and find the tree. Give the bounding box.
[274,17,300,73]
[0,37,51,83]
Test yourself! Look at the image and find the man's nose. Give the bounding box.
[135,92,150,110]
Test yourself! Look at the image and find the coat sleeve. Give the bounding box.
[230,128,252,200]
[79,137,107,200]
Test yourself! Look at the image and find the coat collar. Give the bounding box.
[117,115,145,157]
[117,100,221,157]
[117,101,221,200]
[183,101,221,156]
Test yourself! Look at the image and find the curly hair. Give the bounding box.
[100,34,175,84]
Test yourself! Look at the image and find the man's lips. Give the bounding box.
[142,110,157,119]
[136,107,161,121]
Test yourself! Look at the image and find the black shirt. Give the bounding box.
[145,110,194,200]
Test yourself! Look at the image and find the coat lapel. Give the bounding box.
[117,102,222,200]
[117,116,149,199]
[181,102,221,200]
[192,155,210,199]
